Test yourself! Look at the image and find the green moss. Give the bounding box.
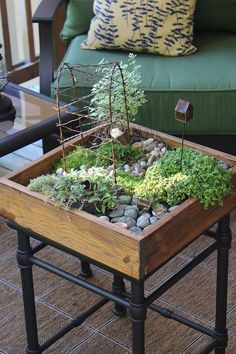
[54,146,97,171]
[95,141,144,167]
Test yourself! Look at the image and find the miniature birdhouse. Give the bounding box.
[175,98,193,123]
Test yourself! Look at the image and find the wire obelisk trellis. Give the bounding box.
[54,61,132,180]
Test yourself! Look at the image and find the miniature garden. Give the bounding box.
[27,55,232,234]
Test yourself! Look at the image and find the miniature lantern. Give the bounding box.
[175,98,193,123]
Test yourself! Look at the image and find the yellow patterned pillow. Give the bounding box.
[82,0,197,56]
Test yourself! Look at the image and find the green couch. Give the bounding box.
[33,0,236,151]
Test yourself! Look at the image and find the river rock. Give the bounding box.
[125,205,139,212]
[124,208,138,220]
[118,216,136,228]
[128,226,143,234]
[140,160,147,168]
[150,216,158,224]
[137,215,150,229]
[115,222,128,229]
[99,215,110,222]
[109,208,125,218]
[142,138,154,147]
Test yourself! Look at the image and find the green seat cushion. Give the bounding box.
[194,0,236,32]
[53,32,236,134]
[60,0,94,41]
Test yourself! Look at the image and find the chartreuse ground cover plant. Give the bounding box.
[135,148,232,208]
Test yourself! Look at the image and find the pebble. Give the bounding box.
[150,216,158,224]
[144,143,157,152]
[142,138,154,147]
[140,160,147,168]
[115,222,128,229]
[124,208,138,220]
[132,163,140,170]
[99,215,110,222]
[125,205,139,212]
[128,226,143,234]
[109,208,125,218]
[137,215,150,229]
[161,146,167,153]
[151,148,160,157]
[140,212,152,219]
[148,155,156,165]
[117,216,136,228]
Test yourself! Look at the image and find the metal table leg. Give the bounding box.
[130,281,146,354]
[16,231,41,354]
[214,213,232,354]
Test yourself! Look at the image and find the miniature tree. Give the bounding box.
[89,53,147,144]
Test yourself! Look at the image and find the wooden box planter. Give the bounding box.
[1,123,236,280]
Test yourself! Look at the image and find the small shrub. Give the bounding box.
[89,53,147,126]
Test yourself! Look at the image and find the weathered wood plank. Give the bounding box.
[0,179,142,279]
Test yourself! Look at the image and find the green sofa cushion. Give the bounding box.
[53,32,236,134]
[60,0,94,42]
[194,0,236,32]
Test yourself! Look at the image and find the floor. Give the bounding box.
[0,83,236,353]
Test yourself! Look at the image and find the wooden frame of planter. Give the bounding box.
[1,123,236,280]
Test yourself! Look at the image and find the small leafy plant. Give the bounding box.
[89,53,147,128]
[28,167,118,213]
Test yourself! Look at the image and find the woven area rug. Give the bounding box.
[1,214,236,353]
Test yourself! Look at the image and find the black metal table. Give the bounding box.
[8,212,232,354]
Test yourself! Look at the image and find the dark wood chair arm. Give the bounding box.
[33,0,65,22]
[33,0,68,96]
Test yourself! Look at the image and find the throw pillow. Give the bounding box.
[60,0,94,42]
[82,0,197,56]
[194,0,236,32]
